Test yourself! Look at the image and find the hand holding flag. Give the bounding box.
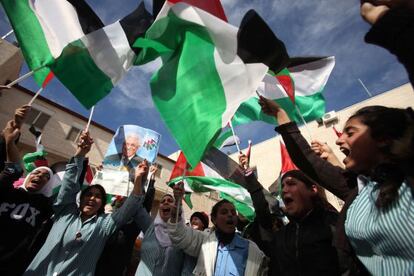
[258,96,291,125]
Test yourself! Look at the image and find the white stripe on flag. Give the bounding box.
[81,21,136,85]
[31,0,87,58]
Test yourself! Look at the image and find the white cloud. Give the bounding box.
[113,67,154,110]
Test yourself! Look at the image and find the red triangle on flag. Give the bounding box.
[167,0,227,22]
[280,141,298,174]
[85,164,94,184]
[169,151,205,181]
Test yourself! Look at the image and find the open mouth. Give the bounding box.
[160,207,171,216]
[225,218,235,225]
[283,196,294,206]
[340,147,350,156]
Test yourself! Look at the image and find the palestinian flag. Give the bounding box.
[134,2,288,168]
[232,56,335,127]
[48,2,153,109]
[213,130,240,149]
[169,150,255,221]
[0,0,104,86]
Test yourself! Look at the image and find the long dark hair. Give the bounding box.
[80,184,107,215]
[348,106,414,208]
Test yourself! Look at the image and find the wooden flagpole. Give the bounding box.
[28,87,43,106]
[85,106,95,132]
[1,30,14,40]
[228,120,241,153]
[5,65,45,88]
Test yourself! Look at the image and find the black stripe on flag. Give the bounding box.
[66,0,104,34]
[120,2,154,55]
[288,56,326,69]
[237,9,290,74]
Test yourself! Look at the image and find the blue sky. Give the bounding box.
[0,0,409,156]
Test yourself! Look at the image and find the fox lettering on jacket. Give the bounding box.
[0,202,40,227]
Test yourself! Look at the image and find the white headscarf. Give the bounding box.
[154,213,172,247]
[21,166,54,197]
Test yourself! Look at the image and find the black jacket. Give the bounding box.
[245,173,343,276]
[365,8,414,86]
[275,122,369,275]
[0,163,53,276]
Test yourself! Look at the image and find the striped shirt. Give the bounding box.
[24,157,142,276]
[345,176,414,275]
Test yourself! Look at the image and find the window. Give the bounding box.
[66,126,81,142]
[25,108,51,129]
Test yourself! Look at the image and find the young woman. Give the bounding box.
[167,185,267,276]
[259,97,414,275]
[134,193,185,276]
[24,131,148,276]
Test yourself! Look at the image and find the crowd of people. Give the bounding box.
[0,1,413,275]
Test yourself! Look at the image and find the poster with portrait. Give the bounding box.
[92,125,161,196]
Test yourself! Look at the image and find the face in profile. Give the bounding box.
[122,135,140,159]
[212,202,237,234]
[25,168,51,192]
[336,117,380,173]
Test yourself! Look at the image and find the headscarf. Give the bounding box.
[21,166,54,197]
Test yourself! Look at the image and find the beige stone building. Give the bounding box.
[0,38,218,220]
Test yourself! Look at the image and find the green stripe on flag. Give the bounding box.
[137,12,227,168]
[232,92,325,126]
[1,0,53,85]
[49,39,113,109]
[169,175,255,221]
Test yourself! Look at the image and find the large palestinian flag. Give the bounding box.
[134,1,288,168]
[169,149,255,221]
[48,2,153,109]
[0,0,104,86]
[232,56,335,127]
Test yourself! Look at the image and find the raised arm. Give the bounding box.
[259,96,354,200]
[54,131,93,214]
[108,160,150,234]
[0,121,24,190]
[361,1,414,85]
[167,183,206,257]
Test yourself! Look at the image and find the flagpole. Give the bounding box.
[228,120,241,153]
[294,104,313,141]
[5,66,45,88]
[85,106,95,132]
[358,78,372,98]
[28,87,43,106]
[1,30,14,40]
[176,160,187,226]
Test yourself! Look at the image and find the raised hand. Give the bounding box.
[361,2,390,24]
[149,164,158,180]
[3,120,20,145]
[14,105,31,129]
[172,181,185,203]
[311,140,344,168]
[239,153,249,170]
[75,131,94,157]
[258,96,291,125]
[135,160,149,181]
